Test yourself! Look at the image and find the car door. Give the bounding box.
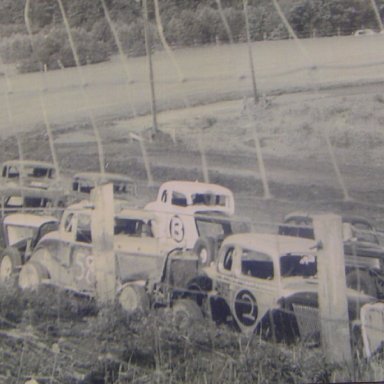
[115,219,164,283]
[232,248,279,332]
[70,213,94,292]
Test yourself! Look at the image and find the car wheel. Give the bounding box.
[186,275,212,306]
[172,299,203,330]
[0,248,22,285]
[118,285,150,315]
[346,270,377,297]
[193,237,216,267]
[18,262,48,290]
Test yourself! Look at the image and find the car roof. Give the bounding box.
[0,186,67,198]
[222,233,316,257]
[117,208,156,221]
[3,213,58,227]
[283,211,373,226]
[159,180,233,196]
[2,160,56,169]
[65,199,131,214]
[73,172,134,183]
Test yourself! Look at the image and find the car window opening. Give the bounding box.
[280,254,317,278]
[114,218,153,237]
[241,249,274,279]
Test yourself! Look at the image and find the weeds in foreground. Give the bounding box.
[0,286,382,383]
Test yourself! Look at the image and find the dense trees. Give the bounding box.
[0,0,383,72]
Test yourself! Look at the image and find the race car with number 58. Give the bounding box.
[18,201,188,299]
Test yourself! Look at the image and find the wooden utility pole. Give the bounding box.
[91,183,116,304]
[313,214,352,364]
[243,0,259,104]
[143,0,159,135]
[130,133,154,186]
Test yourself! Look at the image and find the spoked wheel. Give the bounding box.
[18,262,48,290]
[193,237,216,267]
[0,248,21,285]
[118,285,150,315]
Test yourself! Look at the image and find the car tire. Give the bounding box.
[18,261,49,290]
[0,247,22,285]
[186,275,212,306]
[193,237,216,267]
[346,270,377,297]
[172,299,203,330]
[118,284,150,315]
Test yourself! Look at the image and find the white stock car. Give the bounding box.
[0,160,64,191]
[185,233,375,342]
[0,213,59,283]
[145,180,236,265]
[18,201,197,312]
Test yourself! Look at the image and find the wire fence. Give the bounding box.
[1,0,384,382]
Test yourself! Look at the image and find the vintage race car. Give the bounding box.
[185,233,374,343]
[71,172,137,202]
[0,186,69,218]
[0,213,59,283]
[278,211,384,298]
[0,160,65,191]
[18,201,198,313]
[145,180,238,265]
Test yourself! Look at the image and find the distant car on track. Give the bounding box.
[0,160,64,191]
[354,29,376,37]
[71,172,137,202]
[0,186,69,218]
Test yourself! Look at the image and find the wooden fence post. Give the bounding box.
[313,214,352,364]
[91,183,116,304]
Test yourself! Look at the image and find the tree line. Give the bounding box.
[0,0,383,73]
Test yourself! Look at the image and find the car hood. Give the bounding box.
[280,278,375,320]
[344,241,384,259]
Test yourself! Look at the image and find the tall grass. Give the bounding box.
[0,285,382,383]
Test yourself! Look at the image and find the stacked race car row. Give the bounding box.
[0,159,382,346]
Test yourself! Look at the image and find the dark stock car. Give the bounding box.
[278,212,384,298]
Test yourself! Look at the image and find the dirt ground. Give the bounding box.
[3,82,384,230]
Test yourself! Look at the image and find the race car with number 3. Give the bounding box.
[145,180,240,266]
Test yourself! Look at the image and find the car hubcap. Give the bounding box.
[199,248,208,264]
[119,286,139,313]
[0,256,13,282]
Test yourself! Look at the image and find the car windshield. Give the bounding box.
[112,181,136,195]
[6,166,55,179]
[280,254,317,278]
[114,218,153,237]
[192,193,228,207]
[27,167,54,178]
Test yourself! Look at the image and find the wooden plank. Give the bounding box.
[313,214,352,363]
[90,183,116,304]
